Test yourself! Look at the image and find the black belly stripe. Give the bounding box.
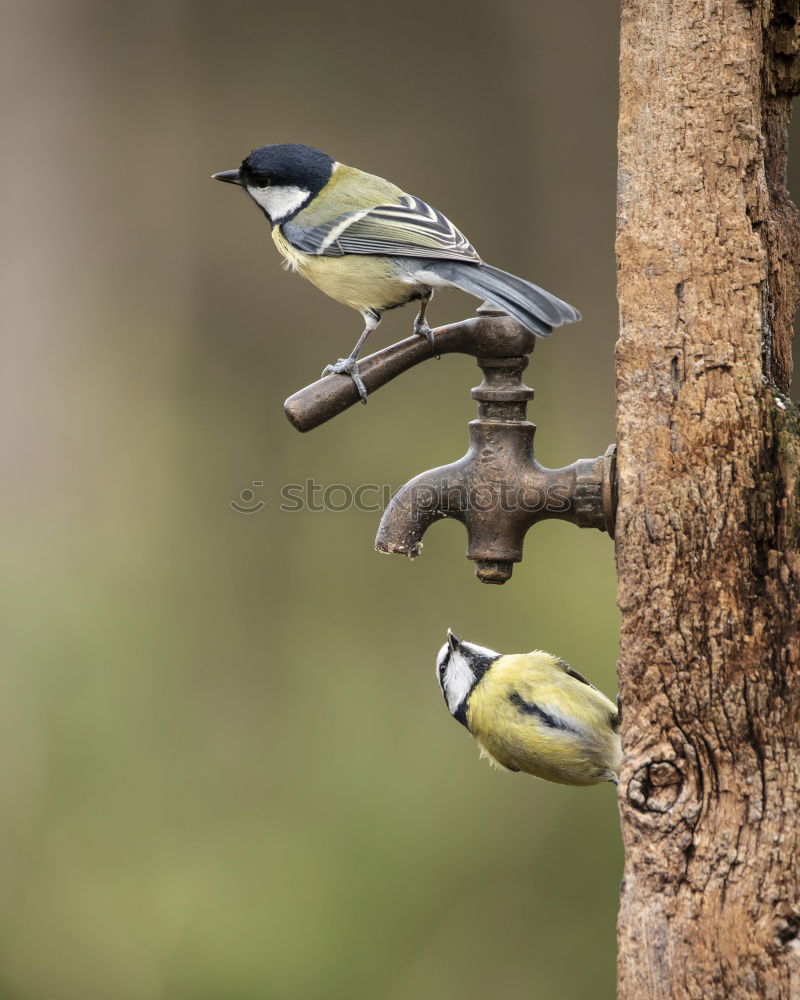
[509,691,577,733]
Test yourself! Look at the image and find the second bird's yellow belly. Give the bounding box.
[272,227,420,314]
[472,723,601,786]
[466,684,618,786]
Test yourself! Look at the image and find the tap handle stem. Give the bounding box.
[284,311,535,432]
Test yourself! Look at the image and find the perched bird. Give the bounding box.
[436,631,621,786]
[213,143,580,400]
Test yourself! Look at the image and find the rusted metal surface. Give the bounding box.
[375,351,615,583]
[284,306,535,432]
[284,305,616,583]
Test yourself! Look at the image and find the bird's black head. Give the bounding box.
[238,143,335,192]
[213,144,336,224]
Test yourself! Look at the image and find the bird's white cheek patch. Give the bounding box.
[442,653,475,716]
[248,185,310,222]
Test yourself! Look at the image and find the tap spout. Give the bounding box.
[374,458,467,560]
[376,418,616,584]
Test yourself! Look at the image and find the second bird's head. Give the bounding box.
[213,143,335,224]
[436,630,500,726]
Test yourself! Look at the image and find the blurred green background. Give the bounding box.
[2,2,624,997]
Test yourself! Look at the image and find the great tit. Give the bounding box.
[213,144,580,400]
[436,631,621,786]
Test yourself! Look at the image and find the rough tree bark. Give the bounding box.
[616,2,800,999]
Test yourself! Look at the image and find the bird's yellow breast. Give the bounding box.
[271,227,416,313]
[466,653,621,786]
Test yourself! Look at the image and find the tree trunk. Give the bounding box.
[615,3,800,998]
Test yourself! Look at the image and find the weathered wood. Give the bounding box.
[616,2,800,998]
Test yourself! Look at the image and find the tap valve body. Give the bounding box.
[374,330,616,583]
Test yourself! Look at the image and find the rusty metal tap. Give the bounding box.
[284,304,616,584]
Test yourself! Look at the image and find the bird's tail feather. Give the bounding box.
[422,261,580,338]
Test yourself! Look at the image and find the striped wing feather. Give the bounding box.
[283,195,481,263]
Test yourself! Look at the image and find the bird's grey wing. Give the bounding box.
[282,194,482,263]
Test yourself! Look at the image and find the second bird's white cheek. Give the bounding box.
[247,184,311,222]
[442,654,475,715]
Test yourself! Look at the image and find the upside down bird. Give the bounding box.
[213,143,580,400]
[436,631,621,786]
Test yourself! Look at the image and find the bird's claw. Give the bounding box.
[322,357,368,403]
[414,319,439,358]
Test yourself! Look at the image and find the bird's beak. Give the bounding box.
[212,169,242,186]
[447,629,460,653]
